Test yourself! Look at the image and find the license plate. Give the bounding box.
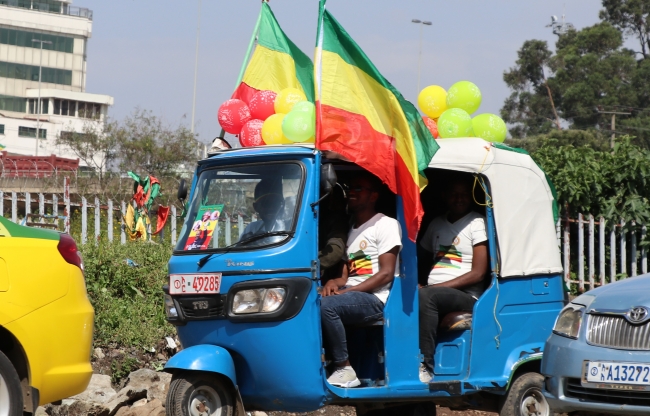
[169,274,222,295]
[585,361,650,386]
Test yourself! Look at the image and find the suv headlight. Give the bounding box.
[553,304,585,339]
[232,287,286,314]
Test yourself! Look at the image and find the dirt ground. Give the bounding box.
[268,405,498,416]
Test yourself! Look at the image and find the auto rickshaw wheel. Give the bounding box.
[0,350,23,416]
[166,372,234,416]
[499,372,550,416]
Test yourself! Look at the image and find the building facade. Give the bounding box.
[0,0,113,167]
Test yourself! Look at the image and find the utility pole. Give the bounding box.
[32,39,52,156]
[190,0,202,135]
[597,110,631,148]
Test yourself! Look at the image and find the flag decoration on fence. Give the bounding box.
[0,143,6,151]
[231,2,314,105]
[123,172,169,240]
[314,2,439,241]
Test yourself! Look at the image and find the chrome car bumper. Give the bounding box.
[542,333,650,415]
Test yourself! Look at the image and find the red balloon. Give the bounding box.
[239,119,265,147]
[422,115,439,139]
[249,90,277,121]
[218,99,251,134]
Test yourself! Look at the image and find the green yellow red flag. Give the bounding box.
[314,2,439,241]
[232,3,314,104]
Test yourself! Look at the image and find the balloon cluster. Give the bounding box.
[417,81,507,143]
[217,88,315,147]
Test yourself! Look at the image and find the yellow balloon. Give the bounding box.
[261,114,292,145]
[274,88,307,114]
[418,85,447,119]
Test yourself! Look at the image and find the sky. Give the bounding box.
[80,0,606,147]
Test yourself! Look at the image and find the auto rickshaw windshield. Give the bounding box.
[174,162,304,252]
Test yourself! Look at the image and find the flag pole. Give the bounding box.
[314,0,326,146]
[216,1,266,142]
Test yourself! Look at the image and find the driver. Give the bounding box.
[240,179,286,240]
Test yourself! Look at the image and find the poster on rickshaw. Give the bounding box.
[184,204,224,250]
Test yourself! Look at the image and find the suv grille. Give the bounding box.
[566,378,650,406]
[587,314,650,350]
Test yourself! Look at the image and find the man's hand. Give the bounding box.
[322,280,340,297]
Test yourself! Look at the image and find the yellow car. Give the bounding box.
[0,216,94,415]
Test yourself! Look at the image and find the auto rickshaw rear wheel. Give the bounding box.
[499,372,550,416]
[166,372,234,416]
[0,350,23,416]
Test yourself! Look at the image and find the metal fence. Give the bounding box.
[0,178,256,247]
[561,213,647,292]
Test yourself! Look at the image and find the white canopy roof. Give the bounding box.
[429,138,563,278]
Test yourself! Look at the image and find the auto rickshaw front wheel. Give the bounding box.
[166,372,234,416]
[499,372,550,416]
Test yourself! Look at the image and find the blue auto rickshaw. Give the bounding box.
[163,138,565,416]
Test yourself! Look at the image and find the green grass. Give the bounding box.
[80,240,176,349]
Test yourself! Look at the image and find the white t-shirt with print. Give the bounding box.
[420,211,487,286]
[346,213,402,303]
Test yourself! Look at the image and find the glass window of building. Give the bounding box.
[0,27,74,53]
[28,99,49,115]
[18,127,47,139]
[0,61,72,86]
[54,99,76,116]
[78,102,101,119]
[0,95,27,113]
[0,124,4,135]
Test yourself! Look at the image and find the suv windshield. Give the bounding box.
[175,163,303,252]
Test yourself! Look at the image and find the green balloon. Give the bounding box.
[471,113,507,143]
[437,108,473,138]
[282,108,315,142]
[292,101,315,114]
[446,81,482,114]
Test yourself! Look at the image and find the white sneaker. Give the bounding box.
[327,366,361,388]
[419,363,433,383]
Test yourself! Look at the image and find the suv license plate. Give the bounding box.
[170,274,222,295]
[586,361,650,386]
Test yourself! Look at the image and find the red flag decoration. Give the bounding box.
[314,2,439,241]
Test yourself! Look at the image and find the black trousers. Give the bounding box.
[419,286,476,371]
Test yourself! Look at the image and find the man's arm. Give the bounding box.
[435,241,488,290]
[337,246,400,294]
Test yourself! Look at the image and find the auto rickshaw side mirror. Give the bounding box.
[320,164,337,195]
[311,164,338,215]
[177,179,188,202]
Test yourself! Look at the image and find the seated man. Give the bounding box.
[319,184,349,281]
[240,178,287,242]
[321,172,402,388]
[418,177,489,382]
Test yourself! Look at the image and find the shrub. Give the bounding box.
[80,240,175,349]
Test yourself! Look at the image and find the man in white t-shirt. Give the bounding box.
[321,172,402,388]
[418,177,489,382]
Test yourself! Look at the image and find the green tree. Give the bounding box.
[116,108,200,176]
[502,2,650,147]
[600,0,650,59]
[501,40,561,137]
[55,118,119,185]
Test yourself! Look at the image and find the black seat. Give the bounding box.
[439,311,472,331]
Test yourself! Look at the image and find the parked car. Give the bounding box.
[0,216,94,416]
[542,274,650,415]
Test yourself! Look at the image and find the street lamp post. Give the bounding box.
[411,19,432,95]
[190,0,202,135]
[32,39,52,156]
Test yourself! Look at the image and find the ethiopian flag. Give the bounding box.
[232,3,314,104]
[314,3,439,241]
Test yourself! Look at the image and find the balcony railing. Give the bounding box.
[0,1,93,20]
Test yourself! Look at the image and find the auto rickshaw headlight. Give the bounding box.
[232,287,286,314]
[164,294,179,319]
[553,304,584,339]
